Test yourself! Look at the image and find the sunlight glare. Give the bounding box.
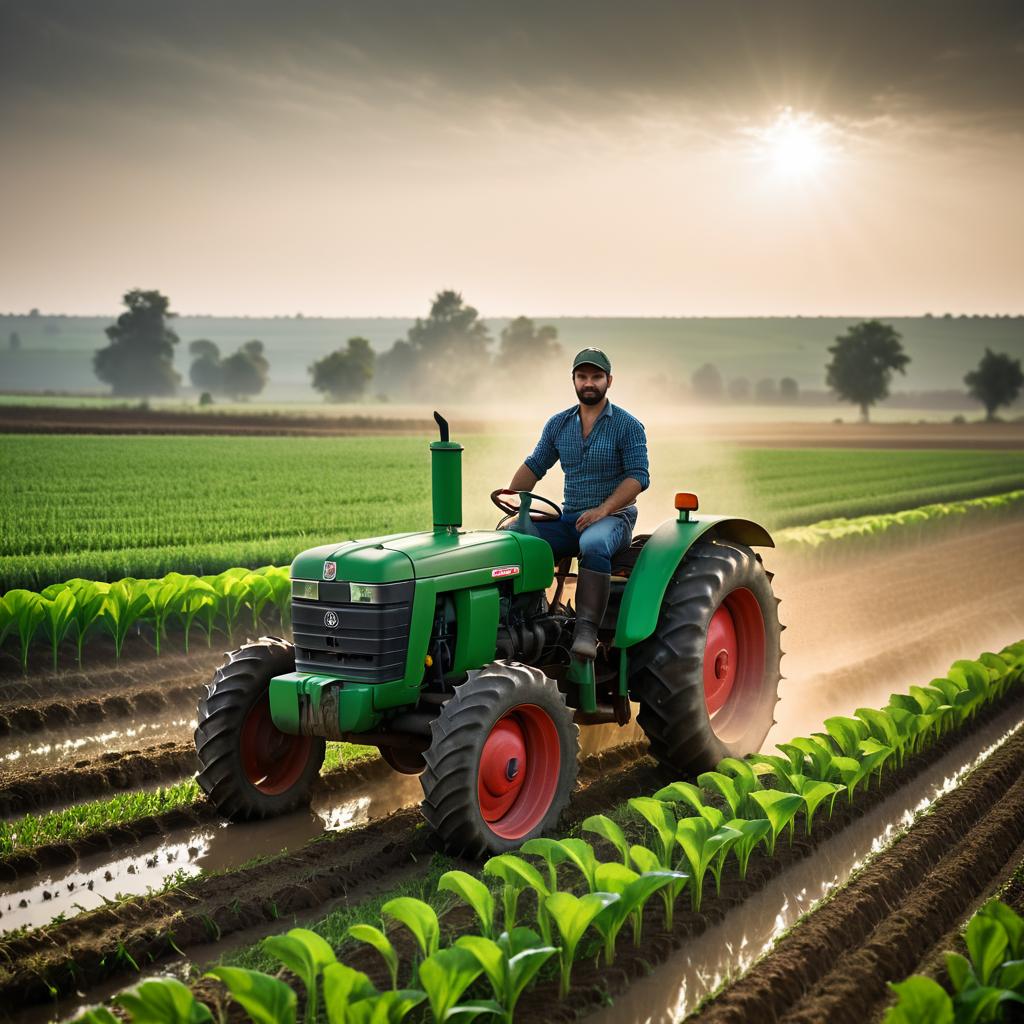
[757,108,834,181]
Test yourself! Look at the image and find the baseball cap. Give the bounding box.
[572,348,612,374]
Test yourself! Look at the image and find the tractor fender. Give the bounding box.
[612,515,773,649]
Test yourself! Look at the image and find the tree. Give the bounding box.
[310,337,375,401]
[498,316,561,363]
[727,377,751,401]
[8,331,20,351]
[825,320,909,422]
[965,348,1023,421]
[189,339,223,392]
[755,377,778,402]
[376,291,491,398]
[222,340,270,399]
[779,377,799,402]
[691,363,723,400]
[93,289,180,396]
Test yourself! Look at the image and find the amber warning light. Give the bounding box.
[675,492,699,521]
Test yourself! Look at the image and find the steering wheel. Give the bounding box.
[490,489,562,522]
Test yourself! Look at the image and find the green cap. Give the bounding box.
[572,348,612,374]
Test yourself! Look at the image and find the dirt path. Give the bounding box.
[765,517,1024,748]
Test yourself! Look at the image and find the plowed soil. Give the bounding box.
[688,725,1024,1024]
[0,740,195,817]
[0,743,652,1013]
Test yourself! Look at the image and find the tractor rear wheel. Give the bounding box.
[420,662,579,857]
[195,637,326,819]
[630,539,781,777]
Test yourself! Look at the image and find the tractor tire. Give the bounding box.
[420,661,579,857]
[195,636,326,820]
[630,538,781,778]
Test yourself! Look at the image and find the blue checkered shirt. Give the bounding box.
[524,402,650,514]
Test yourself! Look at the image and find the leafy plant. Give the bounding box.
[456,927,558,1023]
[545,891,619,997]
[629,844,689,929]
[347,924,400,991]
[484,854,551,938]
[748,790,804,854]
[206,965,297,1024]
[581,814,631,867]
[115,977,213,1023]
[627,797,679,869]
[262,927,337,1024]
[439,870,496,940]
[591,864,684,962]
[674,817,742,910]
[417,946,494,1021]
[382,897,440,959]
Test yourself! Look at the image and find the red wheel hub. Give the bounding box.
[240,694,314,795]
[478,704,561,840]
[703,587,766,722]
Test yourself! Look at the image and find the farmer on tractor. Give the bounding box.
[505,347,650,660]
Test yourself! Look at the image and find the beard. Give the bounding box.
[575,382,607,406]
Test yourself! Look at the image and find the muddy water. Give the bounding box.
[587,704,1024,1024]
[0,759,429,935]
[0,714,196,775]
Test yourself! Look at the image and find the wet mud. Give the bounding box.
[0,741,197,818]
[0,739,654,1013]
[687,722,1024,1024]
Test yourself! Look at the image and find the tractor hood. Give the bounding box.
[291,529,551,587]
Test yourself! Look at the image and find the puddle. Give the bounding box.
[0,715,196,774]
[587,704,1024,1024]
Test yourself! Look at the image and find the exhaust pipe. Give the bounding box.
[431,411,463,534]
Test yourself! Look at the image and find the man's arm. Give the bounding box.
[575,477,643,531]
[508,463,539,491]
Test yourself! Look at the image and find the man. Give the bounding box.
[507,348,650,659]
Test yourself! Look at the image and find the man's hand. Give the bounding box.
[575,504,610,531]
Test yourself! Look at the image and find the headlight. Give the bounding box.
[350,583,376,603]
[291,580,319,600]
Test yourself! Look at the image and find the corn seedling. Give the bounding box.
[545,891,619,998]
[347,924,400,990]
[629,844,689,929]
[438,870,496,940]
[675,817,742,910]
[206,965,297,1024]
[417,946,492,1021]
[456,927,558,1023]
[627,797,679,869]
[591,864,685,962]
[381,897,439,959]
[748,790,804,855]
[262,927,337,1024]
[484,854,551,939]
[581,814,631,866]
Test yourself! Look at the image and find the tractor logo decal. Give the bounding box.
[323,561,337,581]
[491,566,520,578]
[323,610,340,628]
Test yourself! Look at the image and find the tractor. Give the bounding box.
[194,414,782,856]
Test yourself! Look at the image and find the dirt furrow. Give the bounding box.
[0,742,650,1011]
[688,722,1024,1024]
[0,741,196,818]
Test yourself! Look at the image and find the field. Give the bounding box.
[1,422,1023,1024]
[3,434,1024,588]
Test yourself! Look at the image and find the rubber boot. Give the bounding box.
[571,568,611,660]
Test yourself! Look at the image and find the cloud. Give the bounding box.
[2,0,1022,134]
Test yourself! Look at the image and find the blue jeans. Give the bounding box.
[533,506,637,573]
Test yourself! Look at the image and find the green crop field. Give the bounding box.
[2,434,1024,590]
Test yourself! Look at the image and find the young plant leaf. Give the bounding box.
[262,928,337,1024]
[582,814,630,866]
[418,947,485,1022]
[627,797,678,868]
[382,897,440,958]
[347,924,400,991]
[115,977,213,1024]
[545,891,619,998]
[749,790,804,854]
[439,869,496,940]
[206,966,296,1024]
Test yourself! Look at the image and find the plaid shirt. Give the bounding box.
[524,402,650,514]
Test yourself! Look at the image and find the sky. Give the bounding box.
[1,1,1022,317]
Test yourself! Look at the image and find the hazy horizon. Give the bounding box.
[2,2,1022,318]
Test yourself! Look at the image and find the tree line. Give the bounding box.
[83,289,1023,420]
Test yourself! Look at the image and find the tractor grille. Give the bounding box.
[291,579,414,682]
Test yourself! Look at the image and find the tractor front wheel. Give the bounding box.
[195,637,326,819]
[420,662,579,857]
[631,538,781,777]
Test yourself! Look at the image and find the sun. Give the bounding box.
[755,108,834,181]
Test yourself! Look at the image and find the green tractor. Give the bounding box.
[195,415,781,856]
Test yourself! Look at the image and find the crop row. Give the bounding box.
[5,484,1024,672]
[885,898,1024,1023]
[777,488,1024,555]
[0,567,289,671]
[3,436,1023,589]
[70,642,1024,1023]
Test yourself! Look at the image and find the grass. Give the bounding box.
[2,434,1023,589]
[0,742,376,858]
